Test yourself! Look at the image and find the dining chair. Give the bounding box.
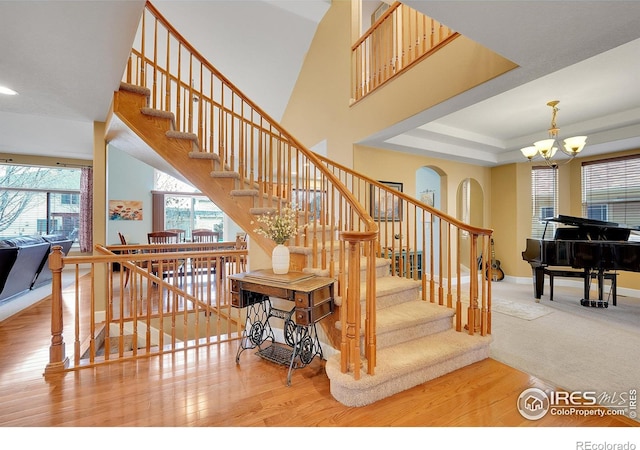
[146,231,182,280]
[190,229,221,279]
[164,228,186,242]
[148,230,180,244]
[192,229,219,242]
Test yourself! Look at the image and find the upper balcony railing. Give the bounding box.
[352,2,458,102]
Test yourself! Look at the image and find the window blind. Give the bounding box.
[582,155,640,227]
[531,166,557,238]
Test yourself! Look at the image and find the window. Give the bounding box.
[587,204,608,222]
[154,171,223,240]
[540,206,555,221]
[0,164,81,242]
[531,166,557,238]
[61,193,79,205]
[582,155,640,227]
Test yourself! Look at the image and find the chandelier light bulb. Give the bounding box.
[563,136,587,155]
[520,146,538,160]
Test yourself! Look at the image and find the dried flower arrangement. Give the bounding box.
[253,205,300,245]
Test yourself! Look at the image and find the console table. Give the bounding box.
[230,270,334,385]
[383,248,423,278]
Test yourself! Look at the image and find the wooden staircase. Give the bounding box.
[107,82,491,406]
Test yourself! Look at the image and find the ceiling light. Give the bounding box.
[520,100,587,166]
[0,86,18,96]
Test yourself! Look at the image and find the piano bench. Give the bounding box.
[543,268,617,306]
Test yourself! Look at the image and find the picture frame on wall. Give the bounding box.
[370,181,403,221]
[109,200,143,220]
[292,189,324,222]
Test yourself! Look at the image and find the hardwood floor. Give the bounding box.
[0,282,638,430]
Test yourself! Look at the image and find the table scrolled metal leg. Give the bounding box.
[235,295,274,363]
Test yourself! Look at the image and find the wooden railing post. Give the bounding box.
[340,231,378,378]
[340,234,362,380]
[44,246,69,376]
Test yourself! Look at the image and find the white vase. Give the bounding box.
[271,244,290,274]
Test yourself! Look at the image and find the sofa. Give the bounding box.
[33,234,74,289]
[0,234,73,303]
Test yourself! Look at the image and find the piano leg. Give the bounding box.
[532,267,545,300]
[580,269,609,308]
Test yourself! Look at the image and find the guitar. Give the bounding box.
[485,238,505,281]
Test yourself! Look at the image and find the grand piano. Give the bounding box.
[522,215,640,307]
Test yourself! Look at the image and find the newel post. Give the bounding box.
[339,230,378,379]
[44,246,69,376]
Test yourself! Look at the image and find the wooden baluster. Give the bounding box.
[467,235,481,335]
[364,235,377,375]
[456,229,462,332]
[446,223,453,308]
[44,246,69,376]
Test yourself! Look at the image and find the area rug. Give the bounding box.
[491,297,553,320]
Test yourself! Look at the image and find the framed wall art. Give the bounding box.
[109,200,143,220]
[370,181,403,221]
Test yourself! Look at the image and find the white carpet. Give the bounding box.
[489,279,640,421]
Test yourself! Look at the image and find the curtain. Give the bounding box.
[80,167,93,253]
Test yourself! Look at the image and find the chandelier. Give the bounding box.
[520,100,587,166]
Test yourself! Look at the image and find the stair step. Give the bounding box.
[250,207,277,215]
[166,130,198,142]
[141,107,174,121]
[374,300,454,349]
[231,189,259,197]
[334,299,454,348]
[364,275,420,310]
[189,151,220,162]
[119,81,150,97]
[210,171,240,179]
[325,330,492,407]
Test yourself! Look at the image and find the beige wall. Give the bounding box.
[281,0,517,168]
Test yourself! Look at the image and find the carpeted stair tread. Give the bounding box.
[189,151,220,161]
[120,81,150,97]
[141,107,174,120]
[362,275,421,308]
[166,130,198,141]
[210,171,240,179]
[231,189,259,197]
[375,300,453,334]
[325,330,492,406]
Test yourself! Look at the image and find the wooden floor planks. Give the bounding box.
[1,281,638,429]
